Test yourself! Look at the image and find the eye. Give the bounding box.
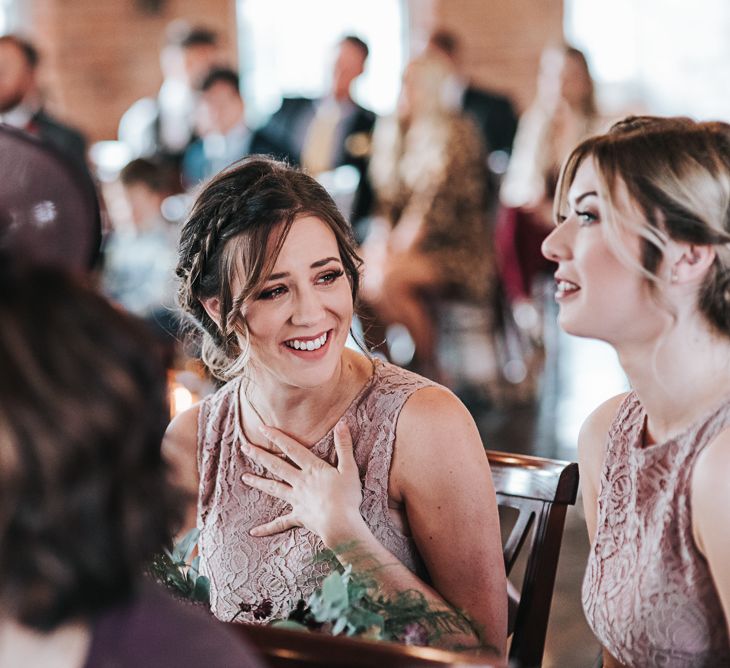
[257,285,288,300]
[576,210,599,227]
[316,269,345,285]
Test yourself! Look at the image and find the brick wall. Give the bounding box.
[16,0,561,142]
[19,0,237,142]
[407,0,564,113]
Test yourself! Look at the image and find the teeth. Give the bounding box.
[285,332,328,351]
[557,280,579,293]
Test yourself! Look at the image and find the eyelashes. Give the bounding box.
[255,268,345,301]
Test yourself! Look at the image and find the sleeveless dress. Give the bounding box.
[196,359,435,623]
[583,392,730,667]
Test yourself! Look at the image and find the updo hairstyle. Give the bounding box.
[554,115,730,337]
[176,156,362,381]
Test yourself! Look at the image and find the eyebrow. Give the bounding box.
[570,190,598,207]
[266,256,342,281]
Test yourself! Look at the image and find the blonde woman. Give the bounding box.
[542,116,730,667]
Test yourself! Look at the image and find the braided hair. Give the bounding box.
[176,156,362,381]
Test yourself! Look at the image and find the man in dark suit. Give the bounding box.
[255,35,376,225]
[0,34,87,171]
[427,29,518,160]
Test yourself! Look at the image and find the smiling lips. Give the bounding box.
[283,330,329,351]
[555,279,580,298]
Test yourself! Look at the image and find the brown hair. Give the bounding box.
[176,156,362,381]
[0,260,181,631]
[554,115,730,337]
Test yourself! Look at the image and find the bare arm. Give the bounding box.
[577,393,629,668]
[692,428,730,635]
[162,404,201,538]
[388,386,508,653]
[577,394,627,543]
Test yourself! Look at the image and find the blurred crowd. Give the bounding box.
[0,20,609,406]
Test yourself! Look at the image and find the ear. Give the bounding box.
[668,242,716,284]
[200,296,223,330]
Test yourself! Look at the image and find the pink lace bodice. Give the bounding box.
[583,392,730,667]
[196,359,435,623]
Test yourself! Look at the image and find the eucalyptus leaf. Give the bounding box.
[177,528,200,563]
[192,575,211,603]
[271,620,310,632]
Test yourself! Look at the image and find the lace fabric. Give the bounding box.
[196,359,435,623]
[583,392,730,667]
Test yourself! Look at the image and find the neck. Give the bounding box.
[0,618,91,668]
[242,349,370,447]
[615,318,730,443]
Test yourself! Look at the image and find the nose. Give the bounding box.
[290,285,325,327]
[541,221,572,263]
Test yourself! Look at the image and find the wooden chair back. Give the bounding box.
[486,450,579,668]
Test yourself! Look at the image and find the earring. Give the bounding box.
[670,267,679,284]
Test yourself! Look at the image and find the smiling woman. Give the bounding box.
[165,156,507,654]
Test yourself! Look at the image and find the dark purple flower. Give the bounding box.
[253,599,273,620]
[401,622,429,646]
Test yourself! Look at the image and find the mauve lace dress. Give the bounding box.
[196,359,434,623]
[583,392,730,667]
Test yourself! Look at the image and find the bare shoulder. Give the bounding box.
[692,427,730,561]
[390,386,485,493]
[164,403,201,452]
[578,392,629,480]
[396,385,481,454]
[692,427,730,513]
[163,403,202,492]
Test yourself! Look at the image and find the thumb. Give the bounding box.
[334,420,356,474]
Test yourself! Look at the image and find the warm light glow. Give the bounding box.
[171,385,194,417]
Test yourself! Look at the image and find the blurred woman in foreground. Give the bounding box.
[0,259,261,668]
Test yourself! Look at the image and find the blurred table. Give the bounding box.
[236,623,505,668]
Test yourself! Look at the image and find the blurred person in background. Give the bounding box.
[493,45,602,399]
[0,34,87,170]
[182,68,262,189]
[0,258,263,668]
[426,28,518,176]
[118,22,221,178]
[255,35,376,227]
[361,53,494,382]
[101,158,179,354]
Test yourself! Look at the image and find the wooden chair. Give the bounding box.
[237,623,505,668]
[486,450,579,668]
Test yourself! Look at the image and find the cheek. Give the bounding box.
[243,304,283,343]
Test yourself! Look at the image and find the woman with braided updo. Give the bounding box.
[542,116,730,667]
[164,156,507,653]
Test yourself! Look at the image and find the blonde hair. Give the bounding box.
[554,115,730,337]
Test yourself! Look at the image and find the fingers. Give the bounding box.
[334,420,357,475]
[249,513,300,537]
[242,472,293,503]
[244,443,299,483]
[259,425,320,469]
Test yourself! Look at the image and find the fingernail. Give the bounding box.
[258,424,271,436]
